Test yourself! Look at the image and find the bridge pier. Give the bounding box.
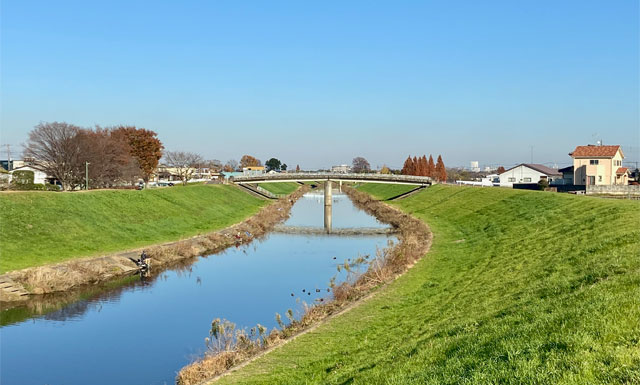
[324,181,332,232]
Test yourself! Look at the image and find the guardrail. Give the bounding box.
[232,173,432,185]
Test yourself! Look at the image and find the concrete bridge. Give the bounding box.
[232,173,432,232]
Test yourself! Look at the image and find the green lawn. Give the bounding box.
[257,182,300,195]
[0,185,266,273]
[355,183,421,200]
[216,184,640,385]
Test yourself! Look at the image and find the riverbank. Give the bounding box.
[208,184,639,385]
[0,186,309,302]
[0,184,269,273]
[176,185,432,385]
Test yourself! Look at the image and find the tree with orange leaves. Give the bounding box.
[435,155,447,182]
[427,155,435,178]
[401,156,415,175]
[112,126,164,185]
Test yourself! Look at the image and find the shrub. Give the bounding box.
[11,170,34,185]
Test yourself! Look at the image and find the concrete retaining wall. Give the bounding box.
[586,185,640,196]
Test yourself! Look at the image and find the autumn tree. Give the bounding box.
[435,155,447,182]
[206,159,223,172]
[427,155,435,178]
[380,165,391,174]
[24,122,83,190]
[497,166,506,173]
[113,126,163,185]
[419,155,429,176]
[240,155,261,168]
[164,151,204,185]
[352,157,371,173]
[401,156,415,175]
[295,164,301,172]
[75,127,140,188]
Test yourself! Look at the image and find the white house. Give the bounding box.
[331,165,351,173]
[499,164,562,187]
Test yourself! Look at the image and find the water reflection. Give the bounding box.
[0,192,394,385]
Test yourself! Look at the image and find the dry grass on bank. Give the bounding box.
[176,186,432,385]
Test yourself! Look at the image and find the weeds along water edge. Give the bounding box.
[176,185,432,385]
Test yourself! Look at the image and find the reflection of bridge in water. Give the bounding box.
[232,173,433,232]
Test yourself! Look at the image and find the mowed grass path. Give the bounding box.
[258,182,300,195]
[217,184,640,385]
[0,185,266,273]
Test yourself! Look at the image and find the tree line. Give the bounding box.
[401,154,447,181]
[25,122,163,190]
[22,122,298,189]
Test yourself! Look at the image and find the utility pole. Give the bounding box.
[85,162,90,190]
[4,144,11,171]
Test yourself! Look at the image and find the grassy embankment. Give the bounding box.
[257,182,300,195]
[354,183,420,200]
[0,185,266,273]
[216,184,640,384]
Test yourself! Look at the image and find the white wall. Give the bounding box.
[499,165,555,187]
[9,166,48,184]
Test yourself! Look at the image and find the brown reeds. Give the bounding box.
[176,185,432,385]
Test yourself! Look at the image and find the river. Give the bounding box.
[0,190,395,385]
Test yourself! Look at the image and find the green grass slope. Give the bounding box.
[355,183,421,200]
[0,185,266,273]
[217,184,640,385]
[258,182,299,195]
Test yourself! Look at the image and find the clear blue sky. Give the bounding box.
[1,0,638,170]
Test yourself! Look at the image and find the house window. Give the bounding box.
[523,177,532,182]
[588,176,595,185]
[508,177,516,182]
[590,159,599,165]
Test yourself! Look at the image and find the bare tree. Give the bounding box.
[352,157,371,173]
[24,122,83,190]
[75,127,140,188]
[164,151,204,185]
[206,159,223,172]
[224,159,238,172]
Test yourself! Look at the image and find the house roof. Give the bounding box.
[569,145,621,158]
[616,167,629,175]
[501,163,562,176]
[558,165,574,173]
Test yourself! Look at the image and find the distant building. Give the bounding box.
[498,164,562,187]
[569,145,627,185]
[554,166,574,185]
[242,166,265,176]
[331,165,351,173]
[470,161,480,172]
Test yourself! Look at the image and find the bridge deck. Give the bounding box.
[232,173,432,186]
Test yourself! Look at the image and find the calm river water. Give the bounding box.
[0,190,395,385]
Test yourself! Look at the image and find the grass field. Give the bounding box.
[257,182,300,195]
[216,184,640,385]
[0,185,266,273]
[354,183,421,200]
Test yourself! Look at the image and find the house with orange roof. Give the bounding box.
[569,145,628,186]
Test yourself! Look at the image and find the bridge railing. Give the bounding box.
[231,172,432,185]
